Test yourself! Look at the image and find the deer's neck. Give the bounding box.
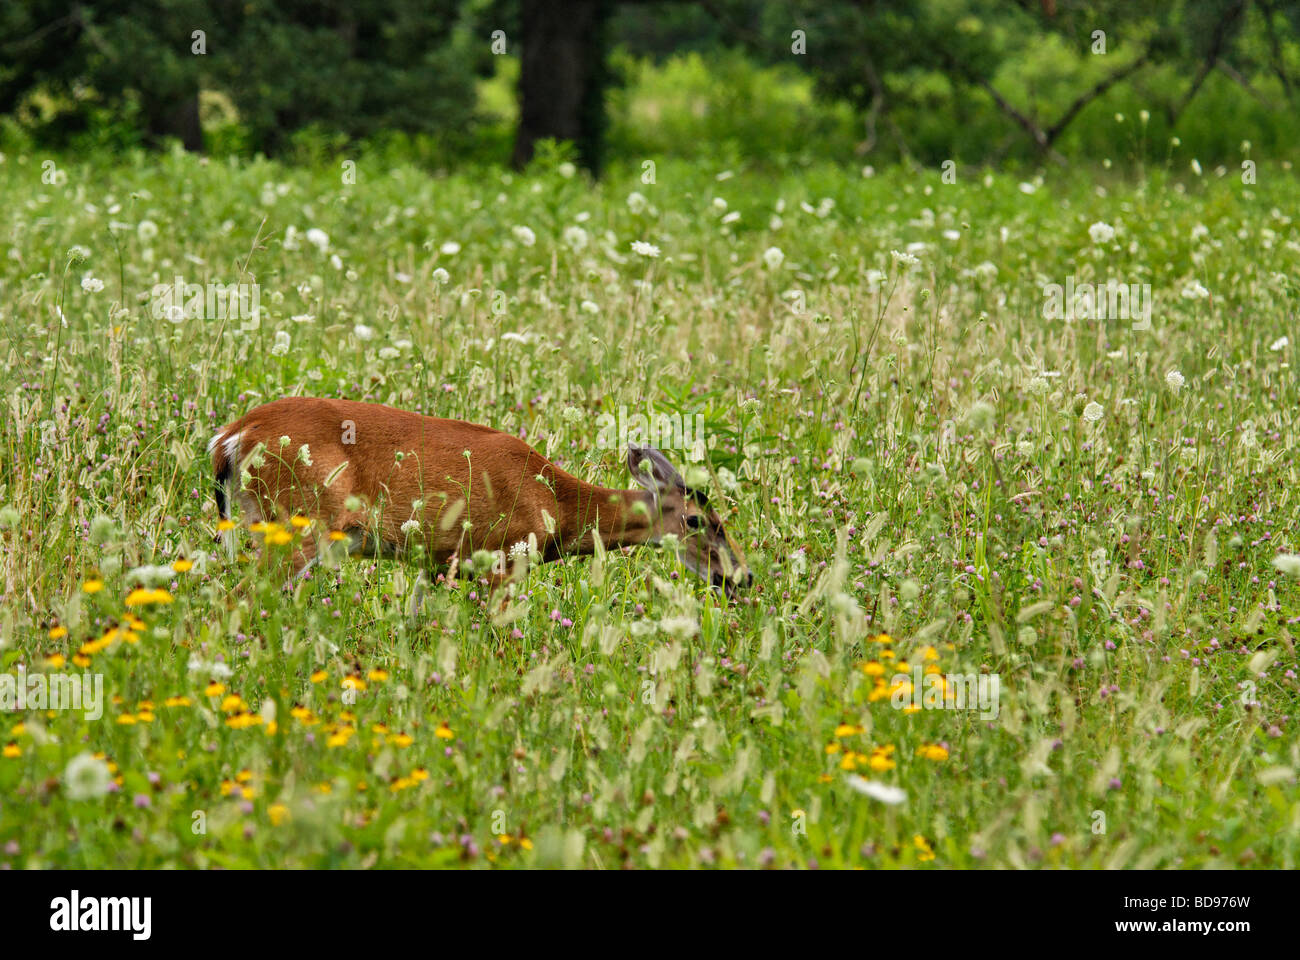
[561,483,656,555]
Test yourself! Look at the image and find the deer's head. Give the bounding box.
[628,444,751,597]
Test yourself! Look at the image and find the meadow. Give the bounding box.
[1,142,1297,868]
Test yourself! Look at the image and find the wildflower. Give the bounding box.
[511,225,537,247]
[2,743,20,759]
[1181,281,1209,300]
[1165,370,1185,391]
[305,228,329,251]
[81,276,105,293]
[917,743,950,761]
[172,558,193,572]
[204,681,226,697]
[435,722,454,740]
[626,192,647,214]
[82,578,104,594]
[762,247,785,270]
[125,587,173,606]
[64,752,113,800]
[268,803,289,826]
[1088,221,1116,245]
[310,669,328,684]
[1082,401,1104,423]
[1270,336,1288,351]
[48,625,68,639]
[631,241,660,258]
[845,776,906,805]
[890,250,920,269]
[271,331,290,356]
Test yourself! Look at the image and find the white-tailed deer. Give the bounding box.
[208,398,751,596]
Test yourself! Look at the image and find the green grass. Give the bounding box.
[0,147,1297,868]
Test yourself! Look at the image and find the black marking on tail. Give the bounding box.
[215,456,233,519]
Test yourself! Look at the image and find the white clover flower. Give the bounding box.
[439,241,461,255]
[626,192,647,214]
[1181,281,1210,300]
[512,225,537,247]
[1270,336,1288,351]
[271,331,290,356]
[400,519,421,538]
[1082,401,1104,422]
[64,752,113,801]
[762,246,785,270]
[631,241,660,258]
[306,227,329,251]
[846,776,906,806]
[431,267,450,285]
[1088,221,1116,245]
[81,276,104,293]
[1165,370,1185,390]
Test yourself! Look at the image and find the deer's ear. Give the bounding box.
[628,444,683,492]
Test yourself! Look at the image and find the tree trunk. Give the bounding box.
[511,0,610,175]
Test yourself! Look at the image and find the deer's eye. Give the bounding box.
[685,515,703,530]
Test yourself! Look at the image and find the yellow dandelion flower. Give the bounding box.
[328,530,347,541]
[172,558,193,573]
[83,579,104,594]
[289,515,312,528]
[265,529,293,546]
